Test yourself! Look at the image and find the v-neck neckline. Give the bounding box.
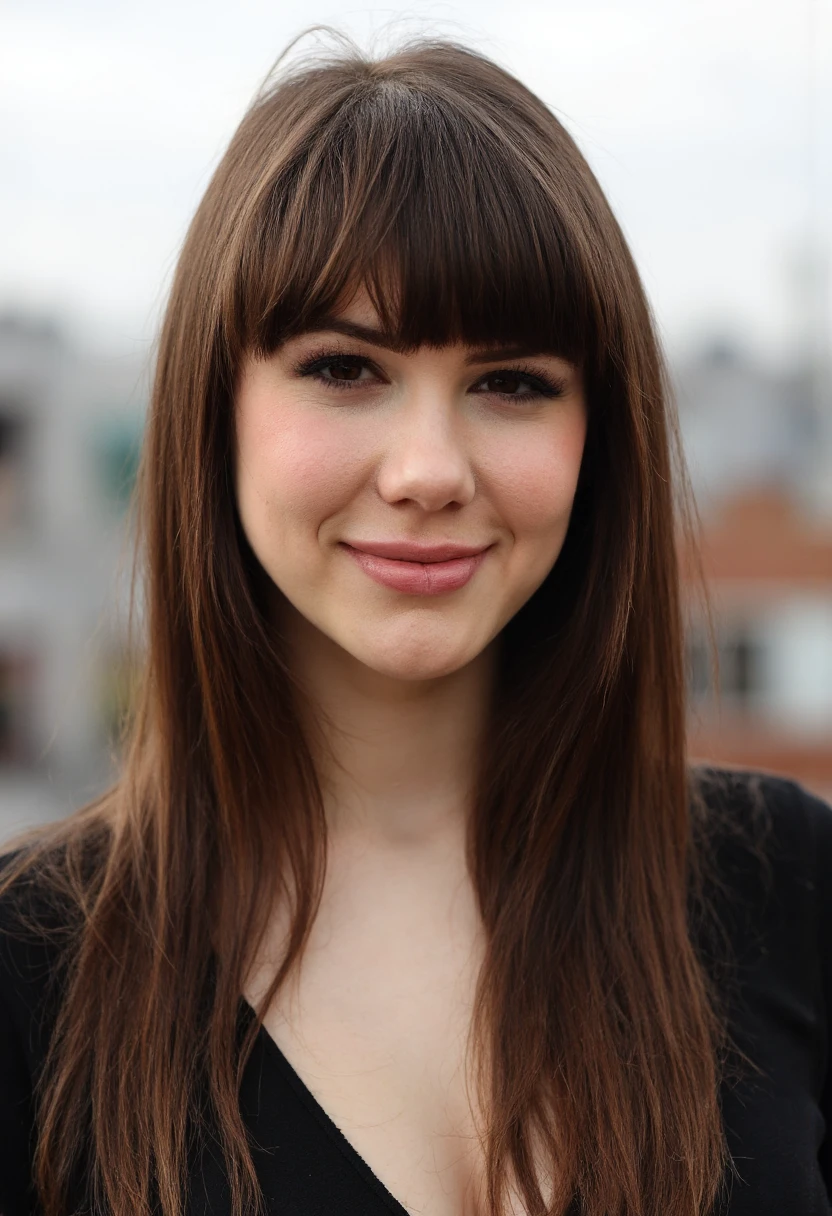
[242,999,411,1215]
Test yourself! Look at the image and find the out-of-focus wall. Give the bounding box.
[0,313,146,840]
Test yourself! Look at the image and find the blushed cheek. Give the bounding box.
[236,407,369,541]
[487,425,586,544]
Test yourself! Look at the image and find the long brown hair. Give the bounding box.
[2,34,727,1216]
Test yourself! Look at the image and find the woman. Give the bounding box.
[1,35,831,1216]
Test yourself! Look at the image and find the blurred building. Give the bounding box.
[677,341,832,802]
[677,338,831,511]
[0,312,146,841]
[683,487,832,800]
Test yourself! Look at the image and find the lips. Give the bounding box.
[341,540,492,595]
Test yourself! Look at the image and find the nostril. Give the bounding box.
[375,451,476,512]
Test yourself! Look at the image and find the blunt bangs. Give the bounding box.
[235,72,599,366]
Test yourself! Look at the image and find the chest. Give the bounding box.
[247,855,490,1215]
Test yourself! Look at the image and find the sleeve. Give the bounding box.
[814,782,832,1193]
[0,933,39,1216]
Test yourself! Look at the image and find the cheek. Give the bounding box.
[235,403,367,537]
[482,417,586,541]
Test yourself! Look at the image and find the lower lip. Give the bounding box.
[342,545,489,595]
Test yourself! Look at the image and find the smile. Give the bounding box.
[340,541,492,596]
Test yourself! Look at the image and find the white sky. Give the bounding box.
[1,0,830,360]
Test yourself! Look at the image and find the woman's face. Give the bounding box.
[234,288,587,681]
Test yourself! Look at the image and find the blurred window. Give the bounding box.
[686,624,767,712]
[725,633,765,706]
[0,409,29,534]
[93,417,143,512]
[0,650,36,766]
[686,630,713,703]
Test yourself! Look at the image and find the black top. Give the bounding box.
[2,768,832,1215]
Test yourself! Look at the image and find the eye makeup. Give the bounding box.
[290,346,569,402]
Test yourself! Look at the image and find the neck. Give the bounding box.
[281,606,496,849]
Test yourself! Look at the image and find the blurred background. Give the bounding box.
[1,0,830,840]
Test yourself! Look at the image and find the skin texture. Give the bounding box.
[236,288,586,1215]
[234,287,587,690]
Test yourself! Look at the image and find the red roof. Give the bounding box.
[680,487,832,587]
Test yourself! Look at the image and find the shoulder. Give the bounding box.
[691,764,832,900]
[692,763,832,843]
[0,846,79,1078]
[690,764,832,1020]
[690,770,832,1205]
[0,847,79,1215]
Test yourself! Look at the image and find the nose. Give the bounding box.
[375,395,476,512]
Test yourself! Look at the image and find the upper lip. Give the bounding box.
[343,540,491,563]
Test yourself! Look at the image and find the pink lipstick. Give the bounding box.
[341,541,491,596]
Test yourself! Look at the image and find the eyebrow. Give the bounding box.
[295,318,566,365]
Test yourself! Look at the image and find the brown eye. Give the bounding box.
[326,360,364,381]
[483,373,525,394]
[474,369,564,400]
[296,354,378,389]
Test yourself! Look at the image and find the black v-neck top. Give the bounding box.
[2,768,832,1215]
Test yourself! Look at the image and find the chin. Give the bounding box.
[347,626,483,683]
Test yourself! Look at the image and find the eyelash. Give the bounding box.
[292,348,567,401]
